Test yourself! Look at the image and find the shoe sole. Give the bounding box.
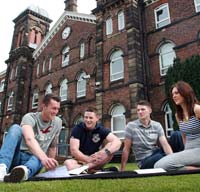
[4,167,25,183]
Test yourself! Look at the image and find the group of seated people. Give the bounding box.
[0,80,200,183]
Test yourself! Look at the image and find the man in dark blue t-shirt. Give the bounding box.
[64,107,121,171]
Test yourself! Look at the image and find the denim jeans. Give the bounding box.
[140,131,184,169]
[0,124,43,178]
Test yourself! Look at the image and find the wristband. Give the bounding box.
[105,148,112,156]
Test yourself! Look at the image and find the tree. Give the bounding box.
[165,55,200,129]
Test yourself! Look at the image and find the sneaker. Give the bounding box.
[101,166,119,172]
[0,164,7,181]
[4,165,28,183]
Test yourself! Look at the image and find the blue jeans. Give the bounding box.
[140,131,184,169]
[0,124,43,178]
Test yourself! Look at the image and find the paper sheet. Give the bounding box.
[35,166,70,178]
[134,168,166,174]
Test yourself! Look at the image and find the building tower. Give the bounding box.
[0,5,52,138]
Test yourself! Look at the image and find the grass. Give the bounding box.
[1,163,200,192]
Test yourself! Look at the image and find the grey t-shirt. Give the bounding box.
[20,112,62,153]
[125,119,165,166]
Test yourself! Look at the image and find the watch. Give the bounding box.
[105,148,112,156]
[62,27,71,39]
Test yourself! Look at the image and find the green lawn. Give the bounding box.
[1,163,200,192]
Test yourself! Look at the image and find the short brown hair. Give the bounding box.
[84,107,98,115]
[136,100,152,108]
[42,94,61,106]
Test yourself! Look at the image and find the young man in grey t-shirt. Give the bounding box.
[0,94,62,182]
[121,100,173,170]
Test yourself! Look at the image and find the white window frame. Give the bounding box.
[36,63,40,77]
[42,60,46,74]
[7,91,14,111]
[118,11,125,31]
[77,72,86,98]
[159,42,176,76]
[164,103,174,137]
[45,83,52,95]
[154,4,170,29]
[60,79,68,101]
[110,50,124,82]
[62,46,70,67]
[106,16,113,35]
[80,42,85,59]
[49,57,52,71]
[194,0,200,12]
[0,79,5,92]
[32,89,39,109]
[111,104,126,139]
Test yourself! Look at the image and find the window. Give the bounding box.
[74,115,84,126]
[111,104,126,138]
[0,79,5,92]
[194,0,200,12]
[36,63,40,77]
[15,66,18,77]
[7,91,14,111]
[62,46,70,67]
[80,42,85,59]
[45,83,52,95]
[110,50,124,81]
[60,79,68,101]
[57,127,69,157]
[10,69,14,80]
[118,11,125,31]
[77,72,87,98]
[32,89,39,109]
[164,103,174,137]
[106,16,113,35]
[155,4,170,29]
[159,42,176,76]
[42,60,46,74]
[49,57,52,71]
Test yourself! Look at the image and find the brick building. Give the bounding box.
[0,0,200,158]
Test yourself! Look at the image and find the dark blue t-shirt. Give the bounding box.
[71,122,110,155]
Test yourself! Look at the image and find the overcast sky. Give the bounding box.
[0,0,96,72]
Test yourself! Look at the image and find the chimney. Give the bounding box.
[64,0,77,12]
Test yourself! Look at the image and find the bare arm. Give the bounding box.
[159,135,173,155]
[70,137,91,163]
[120,138,132,171]
[22,124,58,170]
[102,133,121,154]
[47,135,59,158]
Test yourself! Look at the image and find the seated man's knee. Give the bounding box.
[8,124,22,137]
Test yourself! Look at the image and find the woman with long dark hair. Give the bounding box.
[154,81,200,171]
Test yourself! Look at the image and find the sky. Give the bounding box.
[0,0,96,72]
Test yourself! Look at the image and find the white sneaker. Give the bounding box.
[0,164,7,181]
[4,165,28,183]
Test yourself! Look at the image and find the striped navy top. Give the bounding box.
[179,116,200,149]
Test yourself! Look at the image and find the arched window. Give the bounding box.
[111,104,126,138]
[73,114,84,126]
[159,42,176,76]
[60,79,68,101]
[77,72,87,98]
[7,91,14,111]
[32,89,39,109]
[110,49,124,81]
[164,103,174,137]
[45,83,52,95]
[62,46,70,67]
[80,42,85,59]
[106,16,113,35]
[118,11,125,31]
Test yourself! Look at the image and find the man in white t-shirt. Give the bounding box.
[0,94,62,182]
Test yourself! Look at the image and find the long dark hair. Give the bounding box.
[170,81,199,121]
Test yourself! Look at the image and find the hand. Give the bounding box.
[41,157,58,170]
